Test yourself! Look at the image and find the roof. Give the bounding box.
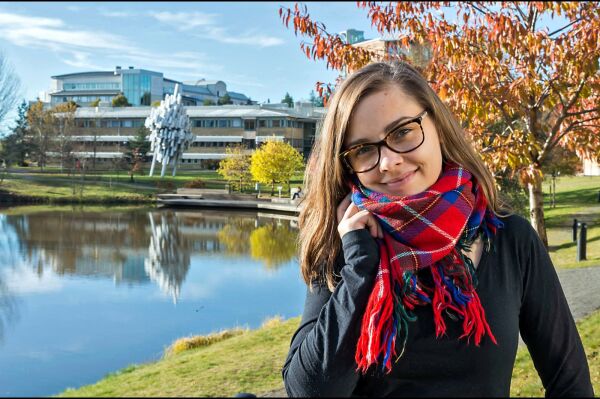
[227,91,249,100]
[182,85,213,96]
[50,90,120,96]
[51,71,116,79]
[72,105,316,119]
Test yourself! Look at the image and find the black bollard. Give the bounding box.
[572,218,578,243]
[577,222,587,262]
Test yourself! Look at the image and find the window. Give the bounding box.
[272,120,281,128]
[244,120,255,130]
[110,121,120,128]
[258,119,266,128]
[218,120,228,128]
[231,118,242,128]
[194,120,202,128]
[122,120,133,128]
[206,120,215,128]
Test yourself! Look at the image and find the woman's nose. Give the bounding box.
[378,145,404,172]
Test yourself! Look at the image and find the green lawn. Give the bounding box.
[57,310,600,397]
[542,175,600,269]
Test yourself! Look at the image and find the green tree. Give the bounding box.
[203,98,216,106]
[53,102,78,172]
[141,91,151,106]
[112,93,131,107]
[90,98,101,107]
[217,144,252,192]
[27,100,55,170]
[151,100,162,107]
[282,92,294,108]
[0,100,29,167]
[218,93,232,105]
[250,139,304,195]
[309,90,324,107]
[124,126,150,182]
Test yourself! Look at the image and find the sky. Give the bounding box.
[0,1,567,135]
[0,1,384,108]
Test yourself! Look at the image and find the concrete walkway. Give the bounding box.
[556,265,600,321]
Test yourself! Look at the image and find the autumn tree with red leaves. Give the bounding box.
[280,2,600,247]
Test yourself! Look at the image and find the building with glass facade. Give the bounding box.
[46,66,252,107]
[49,102,324,170]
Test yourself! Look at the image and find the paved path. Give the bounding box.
[259,265,600,397]
[556,265,600,322]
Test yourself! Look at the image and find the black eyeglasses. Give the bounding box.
[340,110,428,173]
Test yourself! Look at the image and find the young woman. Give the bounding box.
[282,61,594,397]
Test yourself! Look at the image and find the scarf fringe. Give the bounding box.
[356,238,499,374]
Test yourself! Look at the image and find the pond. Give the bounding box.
[0,205,307,397]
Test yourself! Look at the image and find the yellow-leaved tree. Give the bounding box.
[217,144,252,192]
[250,139,304,195]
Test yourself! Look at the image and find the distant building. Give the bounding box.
[339,28,432,70]
[582,157,600,176]
[50,102,324,169]
[44,66,253,107]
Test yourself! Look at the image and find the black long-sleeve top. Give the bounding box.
[282,215,594,397]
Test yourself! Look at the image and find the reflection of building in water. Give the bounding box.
[145,212,191,304]
[2,212,152,285]
[1,209,300,301]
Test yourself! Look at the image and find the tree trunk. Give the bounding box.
[527,178,549,248]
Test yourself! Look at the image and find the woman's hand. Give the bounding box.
[336,194,383,240]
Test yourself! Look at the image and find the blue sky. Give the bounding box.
[0,1,384,107]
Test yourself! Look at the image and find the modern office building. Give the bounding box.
[44,66,252,107]
[339,28,432,69]
[59,102,324,169]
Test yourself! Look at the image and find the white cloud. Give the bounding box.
[1,261,64,295]
[148,10,284,48]
[0,11,63,28]
[148,11,217,30]
[0,11,218,77]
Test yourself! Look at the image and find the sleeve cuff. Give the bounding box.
[341,229,380,275]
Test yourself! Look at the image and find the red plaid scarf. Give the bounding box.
[351,163,503,373]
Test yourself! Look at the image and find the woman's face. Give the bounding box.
[344,85,443,197]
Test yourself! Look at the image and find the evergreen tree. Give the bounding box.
[1,100,29,167]
[218,93,232,105]
[282,92,294,108]
[309,90,324,107]
[112,93,131,107]
[124,126,150,182]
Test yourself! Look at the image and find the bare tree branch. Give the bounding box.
[0,53,21,129]
[549,18,583,37]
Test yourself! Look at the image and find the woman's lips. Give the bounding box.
[384,169,417,188]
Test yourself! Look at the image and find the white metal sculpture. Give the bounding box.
[145,84,194,177]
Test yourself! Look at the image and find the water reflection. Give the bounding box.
[145,212,191,304]
[0,208,299,304]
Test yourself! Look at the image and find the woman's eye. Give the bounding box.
[355,146,376,156]
[390,128,411,140]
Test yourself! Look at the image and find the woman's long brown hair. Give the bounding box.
[298,61,508,292]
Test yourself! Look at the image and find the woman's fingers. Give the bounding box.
[337,195,384,239]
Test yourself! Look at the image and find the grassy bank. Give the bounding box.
[58,310,600,397]
[543,176,600,269]
[0,168,305,204]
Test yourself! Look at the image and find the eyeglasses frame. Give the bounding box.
[340,109,428,173]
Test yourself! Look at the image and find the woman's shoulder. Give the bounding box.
[496,213,537,236]
[493,213,544,258]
